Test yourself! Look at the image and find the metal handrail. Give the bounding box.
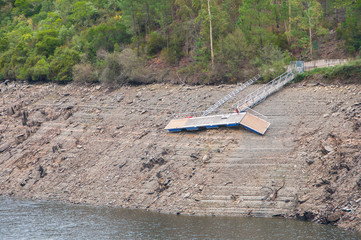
[202,74,261,116]
[233,71,295,112]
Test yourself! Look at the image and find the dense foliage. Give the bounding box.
[0,0,359,84]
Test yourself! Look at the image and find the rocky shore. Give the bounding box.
[0,80,360,231]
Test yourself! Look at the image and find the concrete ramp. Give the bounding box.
[165,112,270,135]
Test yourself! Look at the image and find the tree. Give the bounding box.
[35,28,60,57]
[69,1,99,27]
[339,0,361,53]
[14,0,42,17]
[31,57,49,81]
[292,0,325,58]
[238,0,277,49]
[49,47,80,83]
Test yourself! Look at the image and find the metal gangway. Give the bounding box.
[233,61,304,112]
[202,74,261,116]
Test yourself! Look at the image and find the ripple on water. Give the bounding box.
[0,197,360,240]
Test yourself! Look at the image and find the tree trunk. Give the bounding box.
[288,0,292,41]
[207,0,214,69]
[145,1,151,35]
[308,13,312,58]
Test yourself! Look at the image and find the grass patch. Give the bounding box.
[293,59,361,84]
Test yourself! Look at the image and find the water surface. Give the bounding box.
[0,197,360,240]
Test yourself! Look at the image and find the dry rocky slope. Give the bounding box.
[0,80,360,231]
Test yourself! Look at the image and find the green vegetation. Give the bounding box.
[294,59,361,83]
[0,0,360,85]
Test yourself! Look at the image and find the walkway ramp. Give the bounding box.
[234,71,294,112]
[165,112,270,135]
[233,61,304,112]
[202,74,260,116]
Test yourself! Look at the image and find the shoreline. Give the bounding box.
[0,81,360,232]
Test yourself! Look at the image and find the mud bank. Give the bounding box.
[0,81,360,231]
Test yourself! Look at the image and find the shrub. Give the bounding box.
[147,31,166,56]
[292,60,361,84]
[31,57,49,81]
[100,48,152,87]
[215,28,256,83]
[72,63,98,84]
[86,21,131,54]
[254,44,290,82]
[49,47,80,83]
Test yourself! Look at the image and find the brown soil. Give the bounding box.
[0,80,360,232]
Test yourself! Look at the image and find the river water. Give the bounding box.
[0,197,360,240]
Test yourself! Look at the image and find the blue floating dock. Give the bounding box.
[165,112,270,135]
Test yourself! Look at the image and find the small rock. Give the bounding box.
[202,155,210,162]
[323,145,333,153]
[64,112,72,120]
[0,143,10,153]
[342,207,352,212]
[323,114,329,118]
[95,86,101,90]
[184,193,191,199]
[298,195,309,204]
[39,165,46,178]
[306,159,314,165]
[326,186,336,194]
[327,211,344,222]
[116,125,124,129]
[116,95,124,102]
[77,145,82,149]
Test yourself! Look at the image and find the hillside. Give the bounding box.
[0,78,360,231]
[0,0,360,85]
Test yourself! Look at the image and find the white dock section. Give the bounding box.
[165,112,270,135]
[165,113,246,131]
[240,113,270,135]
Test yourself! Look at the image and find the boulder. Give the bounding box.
[327,211,344,222]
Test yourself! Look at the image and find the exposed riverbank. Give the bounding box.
[0,80,360,231]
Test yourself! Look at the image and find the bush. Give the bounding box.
[86,21,131,54]
[49,47,80,83]
[100,48,152,87]
[254,44,290,82]
[31,58,49,81]
[72,63,98,84]
[292,60,361,84]
[215,28,255,83]
[147,31,166,56]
